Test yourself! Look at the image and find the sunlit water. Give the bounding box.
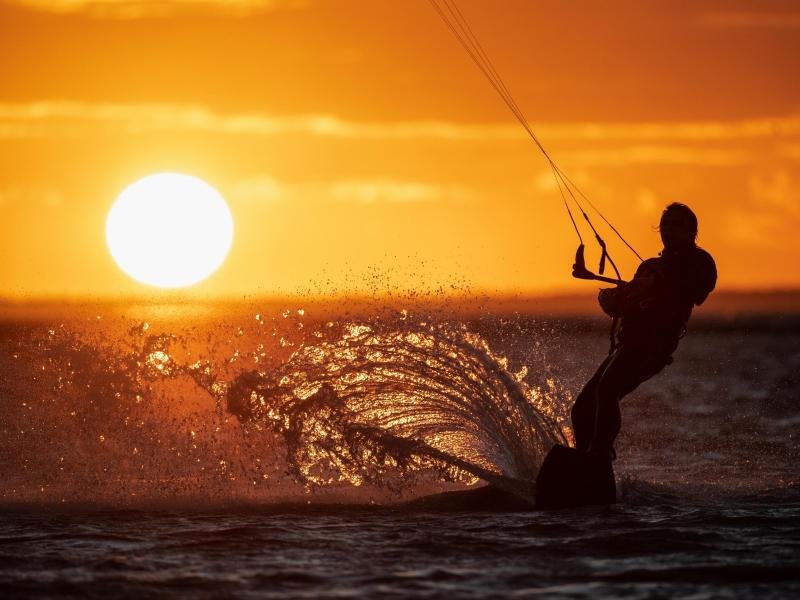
[1,303,798,597]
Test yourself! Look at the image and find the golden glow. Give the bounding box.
[0,2,799,298]
[106,174,234,288]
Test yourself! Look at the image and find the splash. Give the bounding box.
[225,315,570,499]
[0,304,571,506]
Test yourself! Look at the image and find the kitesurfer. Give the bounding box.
[570,203,717,459]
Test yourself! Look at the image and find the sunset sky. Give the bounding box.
[1,0,799,299]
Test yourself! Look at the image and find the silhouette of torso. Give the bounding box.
[616,246,717,357]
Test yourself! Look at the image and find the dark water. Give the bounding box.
[1,304,799,598]
[3,500,799,599]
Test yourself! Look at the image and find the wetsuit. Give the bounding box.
[571,245,717,455]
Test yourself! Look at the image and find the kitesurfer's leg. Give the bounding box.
[571,383,596,452]
[571,352,616,452]
[590,348,666,456]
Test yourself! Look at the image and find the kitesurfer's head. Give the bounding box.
[659,203,697,250]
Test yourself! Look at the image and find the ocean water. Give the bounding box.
[1,302,798,598]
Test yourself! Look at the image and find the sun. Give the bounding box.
[106,173,234,288]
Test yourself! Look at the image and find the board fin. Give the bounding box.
[535,444,616,509]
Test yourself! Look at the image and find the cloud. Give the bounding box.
[227,175,467,205]
[228,176,284,205]
[561,145,749,167]
[748,170,800,219]
[722,211,785,248]
[551,118,800,143]
[329,179,468,204]
[330,179,473,204]
[532,169,605,194]
[0,101,798,148]
[696,12,800,29]
[725,169,800,248]
[319,178,470,205]
[0,101,521,141]
[6,0,307,18]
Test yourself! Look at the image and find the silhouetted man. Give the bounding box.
[570,203,717,459]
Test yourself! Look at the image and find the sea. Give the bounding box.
[1,298,798,598]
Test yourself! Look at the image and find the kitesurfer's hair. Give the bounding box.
[660,202,698,240]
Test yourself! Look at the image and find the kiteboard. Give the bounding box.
[535,444,616,509]
[399,439,616,511]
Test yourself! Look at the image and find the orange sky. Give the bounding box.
[1,0,799,299]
